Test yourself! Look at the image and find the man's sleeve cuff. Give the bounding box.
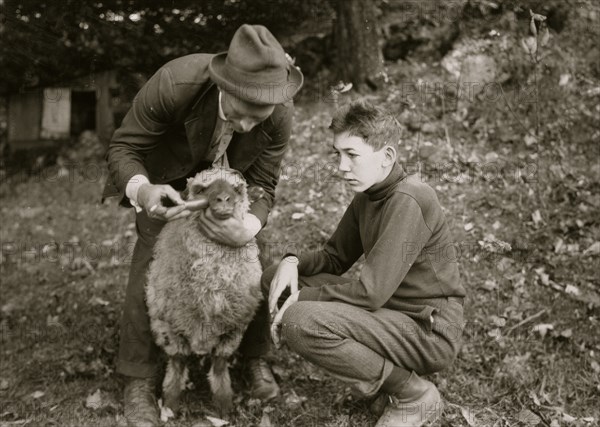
[125,174,150,212]
[243,214,262,237]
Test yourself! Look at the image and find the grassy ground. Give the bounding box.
[2,5,600,427]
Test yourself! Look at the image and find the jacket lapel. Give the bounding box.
[184,82,219,163]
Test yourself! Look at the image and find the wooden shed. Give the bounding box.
[6,70,118,150]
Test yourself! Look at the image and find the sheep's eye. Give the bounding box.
[191,184,205,193]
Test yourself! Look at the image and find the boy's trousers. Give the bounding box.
[116,210,271,378]
[259,264,465,396]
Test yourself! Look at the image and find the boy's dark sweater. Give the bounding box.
[297,162,465,312]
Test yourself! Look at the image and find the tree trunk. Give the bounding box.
[333,0,384,92]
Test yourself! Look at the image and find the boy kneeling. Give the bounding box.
[267,100,466,426]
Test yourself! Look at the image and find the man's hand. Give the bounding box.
[196,209,254,247]
[137,183,207,221]
[268,257,299,316]
[271,291,299,349]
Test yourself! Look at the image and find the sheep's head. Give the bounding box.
[183,167,260,220]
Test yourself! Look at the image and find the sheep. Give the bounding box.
[146,166,264,417]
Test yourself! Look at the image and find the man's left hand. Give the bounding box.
[196,208,255,247]
[271,291,299,349]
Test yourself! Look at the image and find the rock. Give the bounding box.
[442,39,498,109]
[383,21,459,61]
[383,33,418,61]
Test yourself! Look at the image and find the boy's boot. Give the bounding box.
[123,376,160,427]
[375,372,443,427]
[247,357,280,400]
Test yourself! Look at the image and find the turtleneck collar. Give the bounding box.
[364,162,406,201]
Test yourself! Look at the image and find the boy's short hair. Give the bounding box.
[329,100,400,150]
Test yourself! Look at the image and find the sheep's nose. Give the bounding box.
[216,194,230,203]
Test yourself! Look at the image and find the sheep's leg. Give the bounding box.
[162,356,188,415]
[213,329,244,359]
[208,356,233,416]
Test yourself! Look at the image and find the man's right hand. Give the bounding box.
[268,256,299,316]
[137,183,191,221]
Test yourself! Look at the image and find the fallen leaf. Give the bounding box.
[464,223,474,232]
[566,243,579,254]
[535,268,550,286]
[583,241,600,256]
[284,389,306,410]
[560,329,573,339]
[459,405,476,426]
[564,285,580,296]
[90,297,110,306]
[85,389,102,410]
[531,210,543,226]
[590,360,600,373]
[0,379,9,390]
[485,151,499,162]
[487,328,502,339]
[562,413,577,423]
[478,234,512,254]
[524,135,537,146]
[482,279,498,291]
[31,390,45,399]
[497,257,514,272]
[554,238,564,253]
[246,397,262,408]
[490,315,506,327]
[532,323,554,337]
[291,212,305,220]
[518,408,541,425]
[206,416,229,427]
[529,390,541,406]
[559,74,571,86]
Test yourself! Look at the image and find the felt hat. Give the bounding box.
[209,24,304,105]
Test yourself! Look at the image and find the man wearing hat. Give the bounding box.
[103,24,303,426]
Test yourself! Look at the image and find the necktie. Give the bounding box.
[211,118,234,168]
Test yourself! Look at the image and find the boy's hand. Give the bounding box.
[196,209,254,247]
[271,291,299,349]
[268,257,299,316]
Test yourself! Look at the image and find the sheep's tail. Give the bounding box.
[208,356,233,416]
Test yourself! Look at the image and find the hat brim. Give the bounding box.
[209,52,304,105]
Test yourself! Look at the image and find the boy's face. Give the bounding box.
[333,131,389,192]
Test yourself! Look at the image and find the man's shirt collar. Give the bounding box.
[218,90,227,121]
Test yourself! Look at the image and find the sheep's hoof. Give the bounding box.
[162,394,181,416]
[213,394,233,417]
[158,398,177,422]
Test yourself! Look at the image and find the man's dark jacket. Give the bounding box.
[102,53,293,225]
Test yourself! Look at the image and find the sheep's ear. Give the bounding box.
[182,177,194,200]
[181,187,190,201]
[247,186,265,203]
[230,169,246,184]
